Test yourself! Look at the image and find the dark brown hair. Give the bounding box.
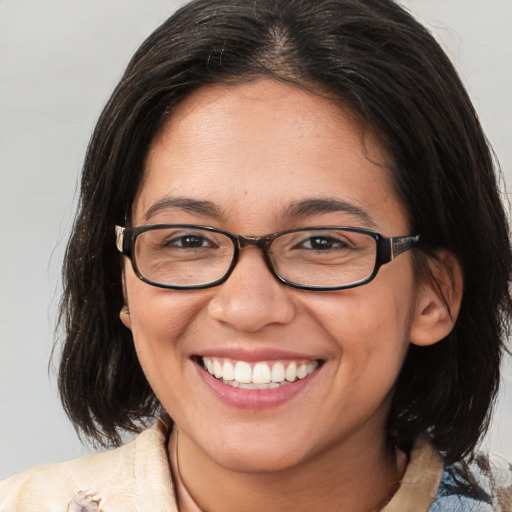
[58,0,511,464]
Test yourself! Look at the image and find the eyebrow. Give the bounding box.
[145,196,224,222]
[145,195,375,227]
[284,198,376,227]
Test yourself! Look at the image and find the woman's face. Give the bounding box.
[122,79,425,473]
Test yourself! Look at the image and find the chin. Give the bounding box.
[192,424,313,474]
[212,446,304,474]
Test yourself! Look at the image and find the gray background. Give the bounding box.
[1,0,511,479]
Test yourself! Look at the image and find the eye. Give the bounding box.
[163,233,216,249]
[298,234,352,251]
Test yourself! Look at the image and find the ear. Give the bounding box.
[410,251,463,347]
[119,304,132,330]
[119,272,132,330]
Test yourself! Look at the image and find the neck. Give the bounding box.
[169,425,405,512]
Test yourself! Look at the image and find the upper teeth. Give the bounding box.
[202,357,318,388]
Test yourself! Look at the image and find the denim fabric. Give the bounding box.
[428,459,512,511]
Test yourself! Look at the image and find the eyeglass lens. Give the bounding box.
[133,226,377,288]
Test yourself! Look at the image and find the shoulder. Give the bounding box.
[384,437,512,512]
[0,417,177,512]
[0,443,136,511]
[429,454,512,512]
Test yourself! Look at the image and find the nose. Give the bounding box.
[207,247,297,332]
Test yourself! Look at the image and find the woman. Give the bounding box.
[1,0,511,510]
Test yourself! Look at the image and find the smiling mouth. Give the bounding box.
[198,356,321,390]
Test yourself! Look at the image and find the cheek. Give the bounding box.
[124,274,207,365]
[307,280,417,366]
[131,296,194,343]
[124,283,211,412]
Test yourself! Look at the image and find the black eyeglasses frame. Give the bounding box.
[115,224,420,291]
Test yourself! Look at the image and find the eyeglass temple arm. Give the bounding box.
[115,225,125,253]
[389,234,420,261]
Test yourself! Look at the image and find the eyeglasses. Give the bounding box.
[115,224,420,291]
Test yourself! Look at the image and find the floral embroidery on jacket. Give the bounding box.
[68,490,102,512]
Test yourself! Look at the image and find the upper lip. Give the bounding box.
[195,347,322,362]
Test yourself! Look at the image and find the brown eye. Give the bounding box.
[294,234,352,252]
[166,234,212,248]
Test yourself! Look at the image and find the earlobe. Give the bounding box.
[119,271,132,330]
[120,304,132,329]
[410,251,463,347]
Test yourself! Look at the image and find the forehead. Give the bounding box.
[150,79,377,160]
[133,79,407,233]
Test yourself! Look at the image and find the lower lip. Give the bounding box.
[194,360,320,410]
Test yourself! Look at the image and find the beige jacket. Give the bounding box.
[0,417,447,512]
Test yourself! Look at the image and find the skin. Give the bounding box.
[121,79,461,512]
